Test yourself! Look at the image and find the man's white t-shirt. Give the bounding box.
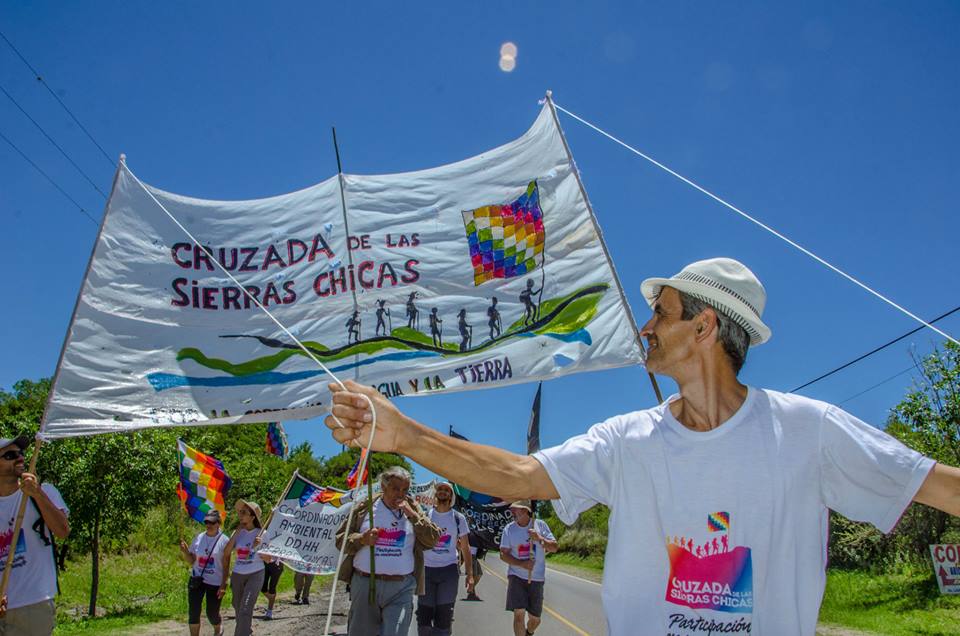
[0,483,69,610]
[353,499,416,576]
[499,518,555,582]
[424,508,469,568]
[534,388,934,636]
[231,527,265,575]
[190,531,228,585]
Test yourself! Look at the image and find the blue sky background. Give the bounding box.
[2,2,958,483]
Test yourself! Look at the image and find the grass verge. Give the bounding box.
[54,547,295,635]
[818,568,960,635]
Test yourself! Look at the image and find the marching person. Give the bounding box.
[292,571,314,605]
[465,533,485,601]
[336,466,440,636]
[222,500,268,636]
[260,559,283,620]
[0,435,69,636]
[416,482,473,636]
[324,257,960,635]
[499,501,556,636]
[180,510,229,636]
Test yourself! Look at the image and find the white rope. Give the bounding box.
[125,164,379,633]
[550,101,959,347]
[322,438,375,635]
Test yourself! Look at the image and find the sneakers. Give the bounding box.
[293,596,301,604]
[264,609,273,620]
[302,598,310,605]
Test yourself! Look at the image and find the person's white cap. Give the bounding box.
[640,257,771,346]
[0,435,30,451]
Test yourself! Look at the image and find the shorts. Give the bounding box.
[261,561,284,594]
[0,599,56,636]
[505,575,543,617]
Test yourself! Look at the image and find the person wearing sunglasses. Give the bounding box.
[180,509,228,636]
[0,434,70,636]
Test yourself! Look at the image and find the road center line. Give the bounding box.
[546,566,602,587]
[483,565,593,636]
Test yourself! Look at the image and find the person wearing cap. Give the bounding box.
[0,434,69,636]
[180,509,229,636]
[416,482,473,636]
[324,257,960,636]
[335,466,440,636]
[499,500,556,636]
[222,500,268,636]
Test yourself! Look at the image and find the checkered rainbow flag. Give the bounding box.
[176,439,232,523]
[265,422,289,459]
[462,181,545,286]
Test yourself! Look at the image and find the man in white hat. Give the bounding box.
[323,257,960,636]
[0,434,70,636]
[416,482,473,636]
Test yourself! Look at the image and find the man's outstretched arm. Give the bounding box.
[914,463,960,517]
[325,381,559,502]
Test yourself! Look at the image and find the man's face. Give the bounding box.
[383,478,410,509]
[435,485,453,507]
[510,507,530,525]
[640,287,699,376]
[0,443,25,479]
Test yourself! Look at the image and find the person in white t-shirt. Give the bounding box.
[0,434,70,636]
[417,482,473,636]
[499,500,556,636]
[180,509,229,636]
[222,500,268,636]
[336,466,440,636]
[324,257,960,636]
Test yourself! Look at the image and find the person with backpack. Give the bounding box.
[416,482,473,636]
[0,434,70,636]
[180,509,229,636]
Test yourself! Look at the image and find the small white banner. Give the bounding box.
[929,544,960,594]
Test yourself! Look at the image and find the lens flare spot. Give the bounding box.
[499,56,516,72]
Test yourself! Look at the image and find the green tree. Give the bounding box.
[829,342,960,570]
[0,378,177,615]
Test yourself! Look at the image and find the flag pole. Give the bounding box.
[258,469,300,542]
[542,91,663,404]
[0,437,42,614]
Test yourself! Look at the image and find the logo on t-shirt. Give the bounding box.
[0,527,26,568]
[516,542,531,560]
[432,533,452,553]
[237,546,252,564]
[376,528,406,548]
[664,512,753,614]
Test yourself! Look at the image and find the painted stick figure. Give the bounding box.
[430,308,443,348]
[406,292,420,330]
[457,308,472,352]
[519,279,542,326]
[345,310,361,344]
[375,299,391,336]
[487,297,501,340]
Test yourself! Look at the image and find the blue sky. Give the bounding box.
[2,2,958,482]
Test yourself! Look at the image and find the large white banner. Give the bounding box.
[42,103,643,438]
[258,474,439,574]
[258,474,354,575]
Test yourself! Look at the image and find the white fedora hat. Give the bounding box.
[640,257,771,346]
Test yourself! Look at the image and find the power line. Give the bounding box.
[0,82,108,199]
[789,305,960,393]
[0,28,115,167]
[838,365,916,406]
[0,128,99,226]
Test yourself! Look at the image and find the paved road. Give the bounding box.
[453,556,606,636]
